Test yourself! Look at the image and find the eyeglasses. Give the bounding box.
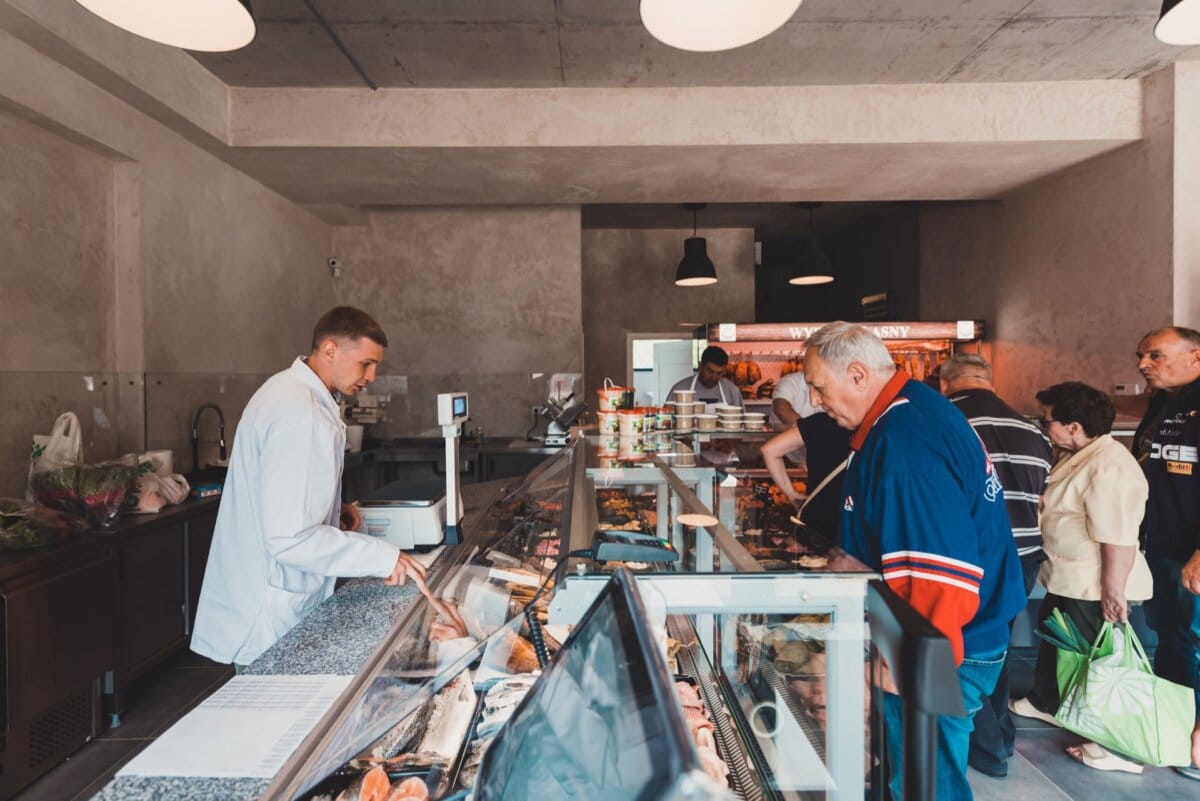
[1038,417,1060,432]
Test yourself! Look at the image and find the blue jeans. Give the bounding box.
[882,645,1007,801]
[1147,555,1200,720]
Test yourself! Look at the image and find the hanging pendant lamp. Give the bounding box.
[675,203,718,287]
[641,0,803,52]
[74,0,257,52]
[789,203,834,286]
[1155,0,1200,45]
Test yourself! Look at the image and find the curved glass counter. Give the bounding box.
[262,433,899,801]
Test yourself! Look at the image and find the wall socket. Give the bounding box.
[1114,382,1144,396]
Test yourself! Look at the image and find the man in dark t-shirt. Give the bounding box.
[1133,326,1200,780]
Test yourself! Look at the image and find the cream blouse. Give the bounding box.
[1037,434,1153,601]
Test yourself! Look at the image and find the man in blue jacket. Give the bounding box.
[804,322,1025,801]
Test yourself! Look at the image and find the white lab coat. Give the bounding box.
[191,358,399,666]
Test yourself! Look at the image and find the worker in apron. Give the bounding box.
[668,345,745,411]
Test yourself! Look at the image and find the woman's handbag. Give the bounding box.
[1054,622,1196,767]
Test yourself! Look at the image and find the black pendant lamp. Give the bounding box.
[675,203,718,287]
[1155,0,1200,45]
[789,202,834,286]
[74,0,256,52]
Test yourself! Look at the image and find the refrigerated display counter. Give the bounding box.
[95,434,959,801]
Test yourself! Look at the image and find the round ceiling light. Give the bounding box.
[74,0,256,52]
[1155,0,1200,45]
[641,0,803,52]
[789,274,835,286]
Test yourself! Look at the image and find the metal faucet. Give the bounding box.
[192,403,227,473]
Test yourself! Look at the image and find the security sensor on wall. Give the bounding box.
[328,257,342,279]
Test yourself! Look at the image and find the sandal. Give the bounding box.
[1008,697,1061,727]
[1173,765,1200,781]
[1066,742,1143,774]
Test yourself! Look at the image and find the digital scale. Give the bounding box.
[359,392,469,549]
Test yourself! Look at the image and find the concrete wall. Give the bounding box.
[1174,61,1200,330]
[919,68,1177,413]
[581,228,756,398]
[332,207,584,438]
[0,35,335,495]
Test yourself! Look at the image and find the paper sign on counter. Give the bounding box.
[118,675,353,778]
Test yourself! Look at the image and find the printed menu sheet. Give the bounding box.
[118,675,353,778]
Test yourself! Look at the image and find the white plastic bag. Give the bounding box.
[26,412,83,503]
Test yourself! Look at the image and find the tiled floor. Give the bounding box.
[13,651,233,801]
[11,650,1198,800]
[969,652,1200,801]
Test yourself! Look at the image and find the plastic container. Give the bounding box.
[597,378,635,412]
[597,411,620,435]
[742,413,766,430]
[674,389,696,404]
[617,436,645,460]
[597,432,621,455]
[695,414,718,432]
[713,404,742,416]
[618,408,645,436]
[718,419,744,431]
[675,415,695,432]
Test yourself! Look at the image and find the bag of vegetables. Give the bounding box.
[78,455,140,527]
[29,454,140,528]
[0,498,88,551]
[27,411,83,508]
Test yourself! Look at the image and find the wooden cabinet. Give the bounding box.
[0,548,114,800]
[115,520,187,678]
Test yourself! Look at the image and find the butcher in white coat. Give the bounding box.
[192,307,428,668]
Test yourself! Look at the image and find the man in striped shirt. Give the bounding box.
[942,353,1053,778]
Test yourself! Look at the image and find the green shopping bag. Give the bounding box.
[1035,608,1114,699]
[1054,622,1196,767]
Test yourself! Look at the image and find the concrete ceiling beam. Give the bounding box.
[229,81,1142,149]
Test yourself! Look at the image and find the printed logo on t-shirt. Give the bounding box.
[1167,461,1193,476]
[1150,443,1198,463]
[843,495,855,512]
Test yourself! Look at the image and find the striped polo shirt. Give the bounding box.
[948,388,1053,559]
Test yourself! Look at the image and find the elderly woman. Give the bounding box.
[1010,381,1153,773]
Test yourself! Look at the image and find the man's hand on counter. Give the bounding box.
[385,551,429,596]
[340,502,362,532]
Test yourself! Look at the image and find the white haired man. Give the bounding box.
[804,322,1025,801]
[940,352,1053,778]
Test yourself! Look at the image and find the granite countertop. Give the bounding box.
[92,477,516,801]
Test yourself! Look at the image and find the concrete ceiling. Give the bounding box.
[189,0,1198,88]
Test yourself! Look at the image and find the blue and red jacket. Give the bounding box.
[839,371,1025,664]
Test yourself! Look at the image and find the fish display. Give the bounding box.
[674,678,729,785]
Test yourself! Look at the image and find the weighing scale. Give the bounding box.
[359,392,469,549]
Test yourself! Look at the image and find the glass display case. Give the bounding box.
[260,433,955,801]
